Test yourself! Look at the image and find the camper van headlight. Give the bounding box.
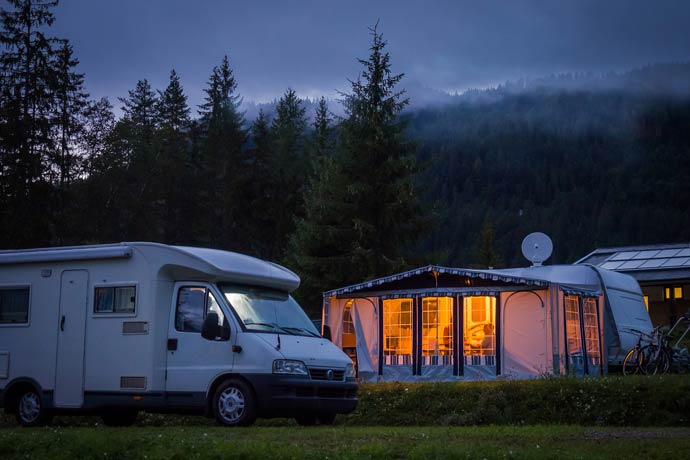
[345,363,355,378]
[272,359,309,375]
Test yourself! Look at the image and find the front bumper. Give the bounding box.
[244,374,358,417]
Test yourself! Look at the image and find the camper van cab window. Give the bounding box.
[220,285,319,337]
[176,286,226,333]
[0,287,30,324]
[94,286,136,314]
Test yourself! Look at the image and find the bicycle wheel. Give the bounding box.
[643,345,668,375]
[657,348,671,374]
[622,347,644,375]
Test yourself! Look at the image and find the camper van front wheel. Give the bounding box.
[213,379,257,427]
[15,388,51,427]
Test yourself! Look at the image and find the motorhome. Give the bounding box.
[0,242,357,427]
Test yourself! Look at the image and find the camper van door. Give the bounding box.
[165,283,235,395]
[55,270,89,407]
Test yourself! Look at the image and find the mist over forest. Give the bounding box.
[1,0,689,313]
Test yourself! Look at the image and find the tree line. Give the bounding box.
[0,1,423,314]
[3,1,690,316]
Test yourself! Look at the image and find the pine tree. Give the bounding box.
[269,88,307,260]
[117,79,159,239]
[155,69,190,243]
[311,96,333,168]
[50,39,88,244]
[472,216,503,269]
[197,55,247,248]
[288,24,424,313]
[0,0,59,247]
[242,109,275,257]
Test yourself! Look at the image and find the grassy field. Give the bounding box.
[1,425,689,460]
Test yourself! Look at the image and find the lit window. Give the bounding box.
[643,295,649,310]
[421,297,453,365]
[582,298,601,367]
[343,301,355,334]
[463,296,496,366]
[342,300,356,349]
[383,299,413,365]
[665,286,684,300]
[95,286,136,314]
[565,295,582,355]
[0,287,29,324]
[674,287,683,300]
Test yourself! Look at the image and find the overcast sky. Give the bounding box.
[48,0,690,108]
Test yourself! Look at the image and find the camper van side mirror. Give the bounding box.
[323,325,332,341]
[201,312,221,340]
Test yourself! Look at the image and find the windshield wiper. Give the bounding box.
[280,326,321,338]
[244,322,295,334]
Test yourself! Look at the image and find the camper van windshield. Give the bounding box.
[219,285,320,337]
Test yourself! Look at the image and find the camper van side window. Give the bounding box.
[0,287,30,324]
[94,286,136,314]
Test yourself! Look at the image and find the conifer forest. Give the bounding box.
[1,1,689,315]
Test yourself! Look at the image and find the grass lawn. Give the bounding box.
[1,425,689,459]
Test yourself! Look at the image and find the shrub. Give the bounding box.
[341,375,690,426]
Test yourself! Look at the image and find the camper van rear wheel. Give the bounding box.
[15,388,51,427]
[213,379,256,427]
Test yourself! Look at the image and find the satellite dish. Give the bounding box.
[521,232,553,266]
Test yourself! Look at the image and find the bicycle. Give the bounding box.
[622,327,671,375]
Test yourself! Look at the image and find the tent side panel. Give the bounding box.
[352,297,379,382]
[501,290,549,377]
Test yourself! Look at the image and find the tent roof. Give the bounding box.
[323,264,603,297]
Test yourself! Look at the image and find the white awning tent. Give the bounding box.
[322,264,651,382]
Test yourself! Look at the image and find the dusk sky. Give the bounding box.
[50,0,690,108]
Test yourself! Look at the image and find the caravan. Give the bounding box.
[0,243,357,427]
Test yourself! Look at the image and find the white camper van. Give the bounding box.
[0,243,357,427]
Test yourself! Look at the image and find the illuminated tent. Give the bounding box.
[322,264,651,382]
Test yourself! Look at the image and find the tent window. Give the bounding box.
[343,301,355,334]
[565,295,582,355]
[582,298,601,366]
[422,297,453,365]
[463,296,496,366]
[383,299,413,365]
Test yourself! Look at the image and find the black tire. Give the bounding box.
[317,413,337,425]
[295,414,318,426]
[622,348,643,375]
[213,379,256,427]
[645,348,671,375]
[14,387,52,427]
[101,410,139,427]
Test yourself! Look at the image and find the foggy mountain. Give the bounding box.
[240,61,690,125]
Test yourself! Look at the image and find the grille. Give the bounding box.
[308,367,345,381]
[120,376,146,389]
[122,321,149,334]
